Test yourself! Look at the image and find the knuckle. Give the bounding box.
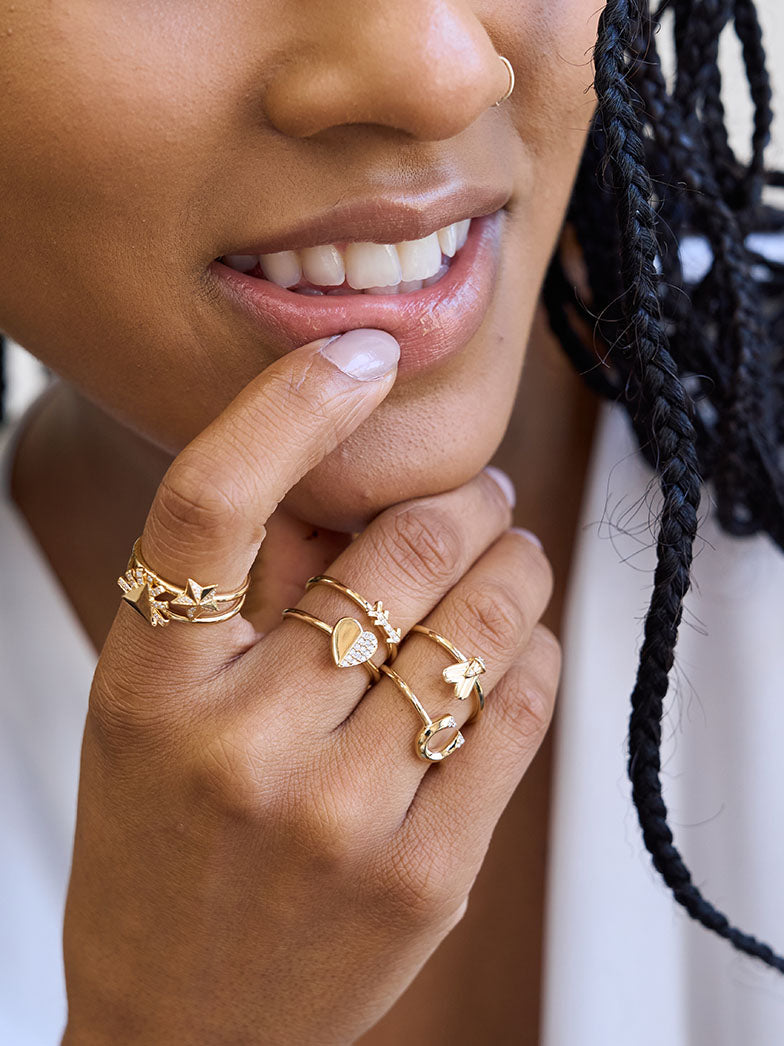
[379,504,463,593]
[500,626,562,744]
[282,780,372,869]
[154,461,241,540]
[381,842,467,927]
[452,578,528,657]
[195,728,277,823]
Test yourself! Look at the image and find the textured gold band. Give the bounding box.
[493,55,515,107]
[379,664,465,762]
[305,574,401,662]
[410,624,485,723]
[117,538,250,627]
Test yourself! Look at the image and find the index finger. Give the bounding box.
[120,330,399,645]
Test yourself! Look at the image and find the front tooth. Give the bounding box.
[259,250,301,288]
[396,232,442,282]
[344,243,402,290]
[437,224,459,258]
[422,262,450,287]
[454,219,471,250]
[398,279,423,293]
[300,244,345,287]
[224,253,258,272]
[364,284,400,295]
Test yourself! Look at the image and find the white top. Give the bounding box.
[2,397,784,1044]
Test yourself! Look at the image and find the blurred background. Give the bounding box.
[4,0,784,423]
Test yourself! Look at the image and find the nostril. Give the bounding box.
[261,13,509,141]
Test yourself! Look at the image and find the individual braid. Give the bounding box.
[553,0,784,971]
[734,0,774,205]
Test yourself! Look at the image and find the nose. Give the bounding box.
[263,0,508,141]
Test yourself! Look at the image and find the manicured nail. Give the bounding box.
[484,466,516,508]
[510,526,543,551]
[320,329,400,380]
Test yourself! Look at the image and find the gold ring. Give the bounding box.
[410,625,485,723]
[379,664,465,762]
[305,575,401,662]
[493,55,515,107]
[116,537,250,627]
[281,607,382,685]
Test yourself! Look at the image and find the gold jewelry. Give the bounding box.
[493,55,515,107]
[281,607,382,685]
[305,575,401,662]
[379,664,465,762]
[117,538,250,627]
[410,625,485,723]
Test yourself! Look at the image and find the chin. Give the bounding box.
[283,421,498,533]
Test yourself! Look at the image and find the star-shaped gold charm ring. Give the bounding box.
[169,578,221,620]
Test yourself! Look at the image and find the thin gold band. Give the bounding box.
[306,574,401,662]
[131,538,251,602]
[410,624,485,722]
[379,664,465,762]
[282,607,381,685]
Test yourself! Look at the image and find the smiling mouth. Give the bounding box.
[217,218,472,297]
[209,204,506,376]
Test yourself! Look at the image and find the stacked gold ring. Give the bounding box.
[282,575,403,687]
[305,575,402,661]
[117,538,250,627]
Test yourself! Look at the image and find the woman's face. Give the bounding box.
[0,1,599,529]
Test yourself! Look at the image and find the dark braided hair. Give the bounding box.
[544,0,784,969]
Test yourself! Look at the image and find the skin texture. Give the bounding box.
[1,0,603,1041]
[0,0,598,528]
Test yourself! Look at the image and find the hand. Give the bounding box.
[62,328,560,1045]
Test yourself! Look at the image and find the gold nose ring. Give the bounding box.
[493,55,515,107]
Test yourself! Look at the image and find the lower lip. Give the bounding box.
[208,209,506,376]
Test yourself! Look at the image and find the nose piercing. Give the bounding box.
[493,55,515,107]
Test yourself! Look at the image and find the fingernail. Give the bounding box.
[484,466,516,508]
[320,329,400,380]
[510,526,544,551]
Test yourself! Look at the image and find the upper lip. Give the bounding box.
[218,183,511,258]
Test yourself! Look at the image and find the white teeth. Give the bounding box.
[244,217,473,290]
[364,284,401,295]
[422,262,450,287]
[224,253,258,272]
[397,232,442,282]
[300,244,345,286]
[437,223,459,258]
[258,250,301,288]
[344,242,402,290]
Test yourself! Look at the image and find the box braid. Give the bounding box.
[544,0,784,970]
